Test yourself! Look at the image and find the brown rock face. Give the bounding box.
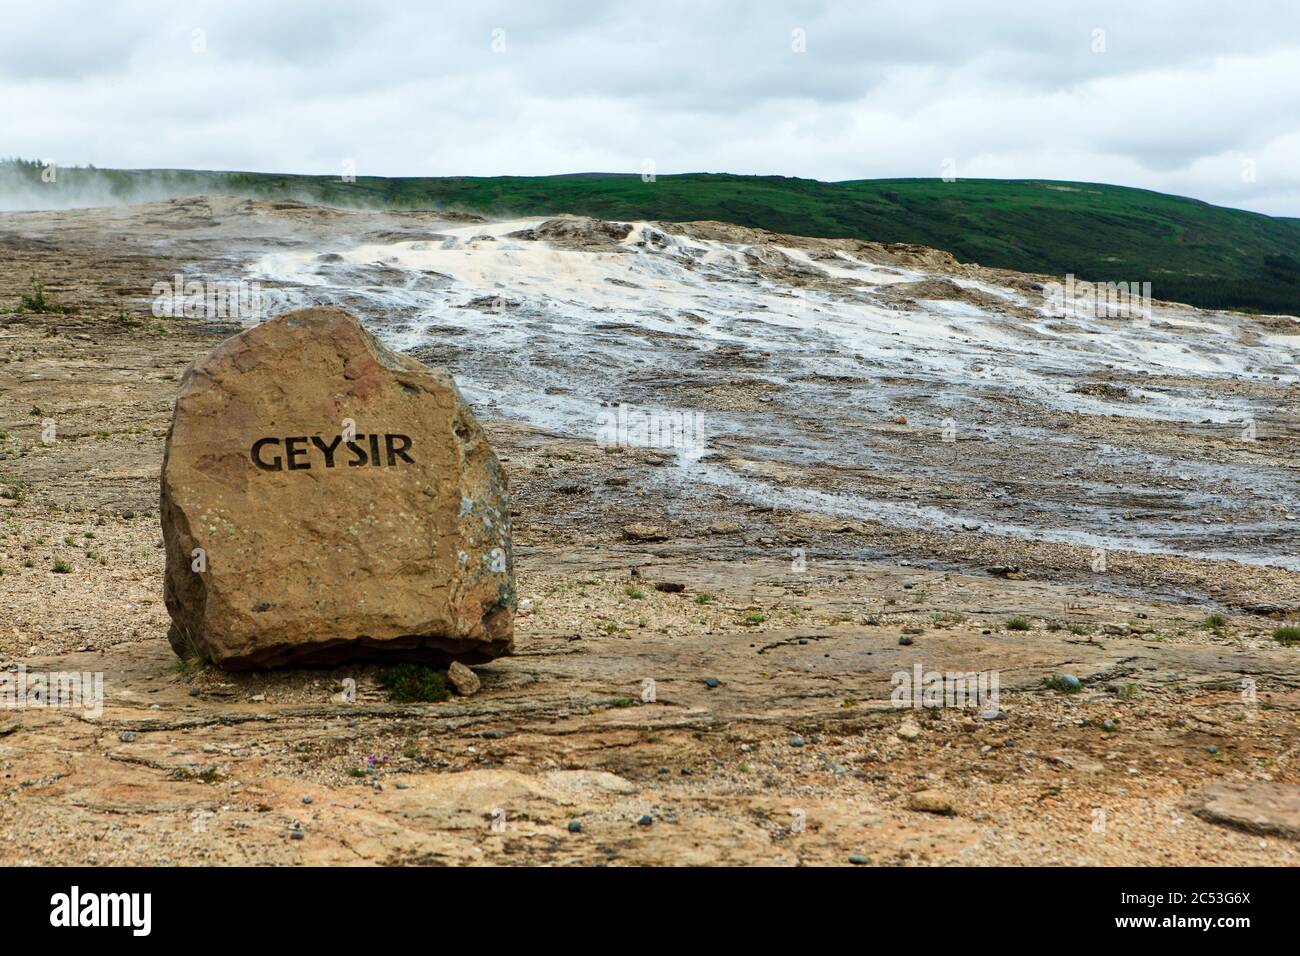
[1190,782,1300,840]
[160,306,515,668]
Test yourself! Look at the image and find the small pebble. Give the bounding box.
[119,731,135,743]
[898,635,914,646]
[703,677,720,688]
[788,735,805,747]
[568,820,583,833]
[849,854,868,865]
[1101,719,1118,732]
[637,815,653,826]
[302,795,313,804]
[1206,745,1219,754]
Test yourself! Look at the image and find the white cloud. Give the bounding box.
[3,0,1299,213]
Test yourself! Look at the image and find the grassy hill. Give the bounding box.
[5,161,1299,316]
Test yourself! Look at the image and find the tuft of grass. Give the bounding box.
[1067,623,1092,636]
[1006,617,1032,631]
[172,656,204,676]
[742,610,768,625]
[1272,626,1300,647]
[694,592,712,604]
[623,585,644,600]
[1201,613,1228,633]
[378,663,450,703]
[51,559,72,574]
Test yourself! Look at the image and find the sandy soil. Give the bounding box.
[0,198,1297,866]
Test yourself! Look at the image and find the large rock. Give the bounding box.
[160,306,515,668]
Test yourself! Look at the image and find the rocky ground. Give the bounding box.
[0,198,1297,865]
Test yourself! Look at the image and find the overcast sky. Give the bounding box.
[5,0,1300,215]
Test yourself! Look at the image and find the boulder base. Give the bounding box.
[160,306,515,668]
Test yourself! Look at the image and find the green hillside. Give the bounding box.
[4,161,1298,316]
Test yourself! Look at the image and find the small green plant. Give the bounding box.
[624,585,644,600]
[52,559,72,573]
[694,592,712,604]
[742,610,768,625]
[609,697,634,708]
[378,663,450,703]
[19,275,50,312]
[1201,613,1228,633]
[1006,617,1032,631]
[1272,626,1300,647]
[1067,623,1092,636]
[347,768,369,778]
